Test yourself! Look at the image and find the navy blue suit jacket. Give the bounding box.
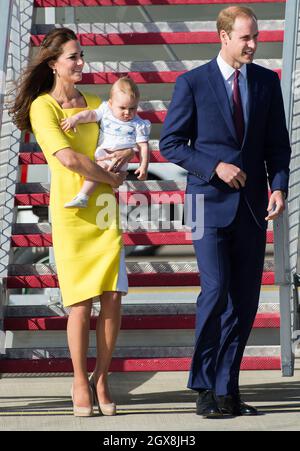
[160,59,291,228]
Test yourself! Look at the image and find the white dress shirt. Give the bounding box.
[216,52,249,129]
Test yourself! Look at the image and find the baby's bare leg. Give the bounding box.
[64,160,105,208]
[78,179,99,197]
[78,160,107,196]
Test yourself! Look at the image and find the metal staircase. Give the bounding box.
[0,0,296,375]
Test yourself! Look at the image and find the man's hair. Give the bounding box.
[110,76,140,100]
[217,6,257,37]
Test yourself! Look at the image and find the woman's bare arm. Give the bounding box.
[54,147,127,188]
[96,148,135,172]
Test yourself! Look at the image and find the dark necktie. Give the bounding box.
[233,69,245,146]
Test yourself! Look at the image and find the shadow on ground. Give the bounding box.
[0,373,299,416]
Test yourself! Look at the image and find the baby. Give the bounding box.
[61,76,151,208]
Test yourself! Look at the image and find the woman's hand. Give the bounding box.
[109,171,128,189]
[55,148,128,188]
[97,148,135,172]
[61,117,78,132]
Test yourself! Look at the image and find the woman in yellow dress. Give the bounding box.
[11,28,133,417]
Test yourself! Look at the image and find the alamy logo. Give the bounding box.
[95,188,205,241]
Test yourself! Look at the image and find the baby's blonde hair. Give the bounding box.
[110,76,140,100]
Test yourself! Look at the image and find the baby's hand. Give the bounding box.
[134,166,148,181]
[61,117,77,132]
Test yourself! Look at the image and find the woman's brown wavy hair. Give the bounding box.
[10,27,78,132]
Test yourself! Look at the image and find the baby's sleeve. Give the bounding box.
[135,118,151,143]
[93,101,107,122]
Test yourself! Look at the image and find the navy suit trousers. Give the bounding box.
[187,194,266,395]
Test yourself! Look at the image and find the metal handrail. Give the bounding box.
[0,1,13,133]
[277,0,300,376]
[0,0,34,356]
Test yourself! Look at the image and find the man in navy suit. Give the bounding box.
[160,6,291,418]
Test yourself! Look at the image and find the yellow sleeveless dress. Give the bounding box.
[30,92,127,307]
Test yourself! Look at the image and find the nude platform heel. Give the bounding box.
[89,372,116,416]
[70,385,94,417]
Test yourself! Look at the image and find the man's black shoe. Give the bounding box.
[217,394,258,416]
[196,390,223,418]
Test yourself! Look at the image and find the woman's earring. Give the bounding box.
[53,69,56,75]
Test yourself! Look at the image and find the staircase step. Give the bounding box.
[2,314,280,351]
[16,180,186,192]
[15,180,273,193]
[14,181,273,207]
[4,300,280,318]
[3,312,280,331]
[14,180,185,206]
[11,223,274,246]
[14,180,186,205]
[3,344,280,357]
[80,68,282,85]
[19,151,167,164]
[31,30,283,46]
[31,21,284,46]
[81,60,282,73]
[19,140,167,164]
[6,260,275,288]
[3,327,279,350]
[82,58,282,74]
[34,0,286,7]
[76,59,282,84]
[32,20,284,34]
[0,353,281,374]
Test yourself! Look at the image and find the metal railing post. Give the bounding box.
[277,0,300,376]
[0,0,14,357]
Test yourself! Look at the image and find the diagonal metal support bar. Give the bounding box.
[0,0,34,357]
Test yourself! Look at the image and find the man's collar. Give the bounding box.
[217,52,247,80]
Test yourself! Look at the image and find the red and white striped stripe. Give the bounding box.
[4,312,280,331]
[31,20,285,46]
[10,223,275,247]
[33,20,285,33]
[0,356,281,374]
[34,0,286,7]
[78,59,282,84]
[6,261,275,288]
